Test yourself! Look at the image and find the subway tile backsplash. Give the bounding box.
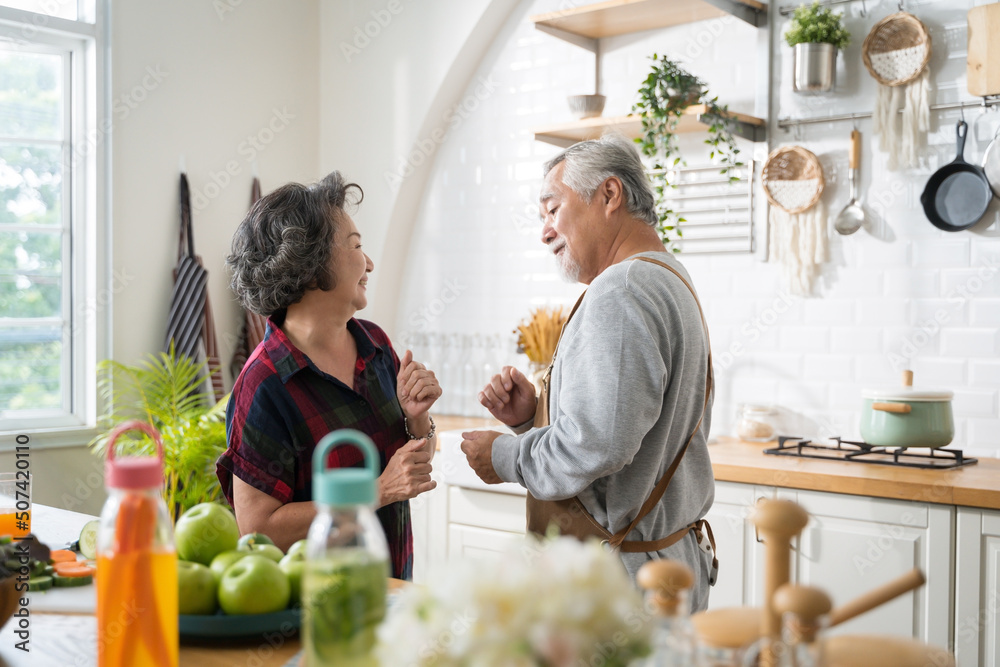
[395,0,1000,456]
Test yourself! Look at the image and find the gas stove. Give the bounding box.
[764,436,978,470]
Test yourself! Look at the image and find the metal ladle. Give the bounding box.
[834,129,870,235]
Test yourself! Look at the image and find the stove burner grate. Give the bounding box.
[763,436,978,470]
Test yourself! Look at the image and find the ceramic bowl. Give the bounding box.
[566,94,606,119]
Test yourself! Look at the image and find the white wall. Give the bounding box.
[393,0,1000,456]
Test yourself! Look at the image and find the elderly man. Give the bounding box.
[461,135,716,610]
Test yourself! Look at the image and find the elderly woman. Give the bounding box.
[216,171,440,580]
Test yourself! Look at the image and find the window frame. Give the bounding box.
[0,1,109,446]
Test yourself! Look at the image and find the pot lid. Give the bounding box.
[861,387,953,402]
[862,369,952,402]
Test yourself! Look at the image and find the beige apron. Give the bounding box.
[526,257,717,566]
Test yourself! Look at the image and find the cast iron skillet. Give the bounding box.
[920,120,992,231]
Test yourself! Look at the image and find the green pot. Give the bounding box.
[860,387,954,449]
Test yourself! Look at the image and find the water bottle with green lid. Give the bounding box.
[303,430,389,667]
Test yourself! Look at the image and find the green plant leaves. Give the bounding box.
[784,2,851,50]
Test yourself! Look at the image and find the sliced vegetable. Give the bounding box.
[53,562,96,577]
[53,573,93,587]
[28,575,53,592]
[78,520,100,559]
[49,550,77,564]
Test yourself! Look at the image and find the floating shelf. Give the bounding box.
[531,0,767,45]
[532,105,766,147]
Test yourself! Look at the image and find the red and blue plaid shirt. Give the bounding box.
[217,315,413,579]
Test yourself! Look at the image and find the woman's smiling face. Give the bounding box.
[328,212,373,311]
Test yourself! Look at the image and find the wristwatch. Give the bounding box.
[404,414,436,441]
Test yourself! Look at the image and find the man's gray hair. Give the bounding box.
[543,134,658,226]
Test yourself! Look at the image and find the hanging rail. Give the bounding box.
[777,97,1000,130]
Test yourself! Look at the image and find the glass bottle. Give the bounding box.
[742,584,831,667]
[736,405,779,442]
[96,420,178,667]
[303,430,390,667]
[637,559,701,666]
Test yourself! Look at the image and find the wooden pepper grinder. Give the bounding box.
[637,558,694,617]
[637,559,698,666]
[773,584,832,665]
[750,499,810,667]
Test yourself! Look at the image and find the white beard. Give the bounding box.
[555,249,582,284]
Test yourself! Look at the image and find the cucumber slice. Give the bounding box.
[28,576,52,592]
[43,565,54,577]
[78,520,99,560]
[52,574,92,588]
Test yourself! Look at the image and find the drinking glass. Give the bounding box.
[0,472,32,538]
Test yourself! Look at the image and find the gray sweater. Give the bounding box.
[492,251,716,610]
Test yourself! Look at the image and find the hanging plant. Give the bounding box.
[632,54,744,248]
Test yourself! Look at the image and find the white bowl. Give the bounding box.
[567,94,606,119]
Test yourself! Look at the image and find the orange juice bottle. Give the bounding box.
[96,421,178,667]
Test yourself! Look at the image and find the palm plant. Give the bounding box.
[89,345,228,521]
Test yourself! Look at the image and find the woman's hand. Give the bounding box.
[377,438,436,507]
[479,366,538,427]
[397,350,442,420]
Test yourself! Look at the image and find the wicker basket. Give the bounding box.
[862,12,932,87]
[761,146,824,214]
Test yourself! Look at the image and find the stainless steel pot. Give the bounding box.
[792,43,837,93]
[860,372,954,449]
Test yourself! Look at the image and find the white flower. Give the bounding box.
[377,536,652,666]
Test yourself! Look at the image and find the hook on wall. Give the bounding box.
[897,0,904,12]
[860,0,867,18]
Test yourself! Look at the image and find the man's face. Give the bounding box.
[538,162,607,285]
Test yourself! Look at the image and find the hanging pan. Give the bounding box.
[920,120,992,231]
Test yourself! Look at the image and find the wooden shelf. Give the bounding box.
[532,105,766,147]
[530,0,767,42]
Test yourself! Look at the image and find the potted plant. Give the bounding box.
[632,54,743,249]
[89,346,228,521]
[785,2,851,93]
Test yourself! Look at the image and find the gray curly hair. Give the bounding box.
[226,171,363,317]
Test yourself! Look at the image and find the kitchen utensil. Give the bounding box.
[863,12,932,171]
[860,370,955,448]
[828,567,925,627]
[967,4,1000,97]
[981,122,1000,199]
[756,500,810,666]
[834,130,869,235]
[920,120,992,231]
[762,146,827,296]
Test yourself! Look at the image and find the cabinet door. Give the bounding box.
[448,486,526,533]
[410,473,450,585]
[448,524,526,563]
[954,508,1000,667]
[704,482,772,610]
[792,489,953,649]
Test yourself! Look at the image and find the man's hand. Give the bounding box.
[397,350,442,419]
[460,430,503,485]
[377,438,436,507]
[478,366,538,427]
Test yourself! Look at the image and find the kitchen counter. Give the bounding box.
[710,437,1000,510]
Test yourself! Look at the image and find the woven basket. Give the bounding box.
[862,12,932,86]
[761,146,824,214]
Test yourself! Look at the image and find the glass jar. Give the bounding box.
[736,405,778,442]
[303,430,390,667]
[96,421,178,667]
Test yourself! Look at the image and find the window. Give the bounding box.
[0,1,106,437]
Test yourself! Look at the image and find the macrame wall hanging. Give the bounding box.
[763,146,827,296]
[863,10,932,171]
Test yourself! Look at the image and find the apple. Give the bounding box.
[177,561,218,615]
[218,555,290,615]
[237,532,274,550]
[286,539,307,559]
[210,549,250,580]
[279,550,305,605]
[174,503,240,566]
[245,543,284,563]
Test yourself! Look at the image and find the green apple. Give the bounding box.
[177,561,218,615]
[246,543,284,563]
[286,539,307,559]
[237,532,275,550]
[278,551,305,605]
[217,555,290,615]
[174,503,241,566]
[209,549,250,580]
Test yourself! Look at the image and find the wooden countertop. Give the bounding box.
[710,437,1000,510]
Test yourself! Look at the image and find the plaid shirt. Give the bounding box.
[217,316,413,579]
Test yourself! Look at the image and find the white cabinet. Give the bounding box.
[445,488,527,563]
[792,489,953,649]
[703,481,768,610]
[954,508,1000,667]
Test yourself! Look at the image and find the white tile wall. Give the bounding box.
[396,0,1000,456]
